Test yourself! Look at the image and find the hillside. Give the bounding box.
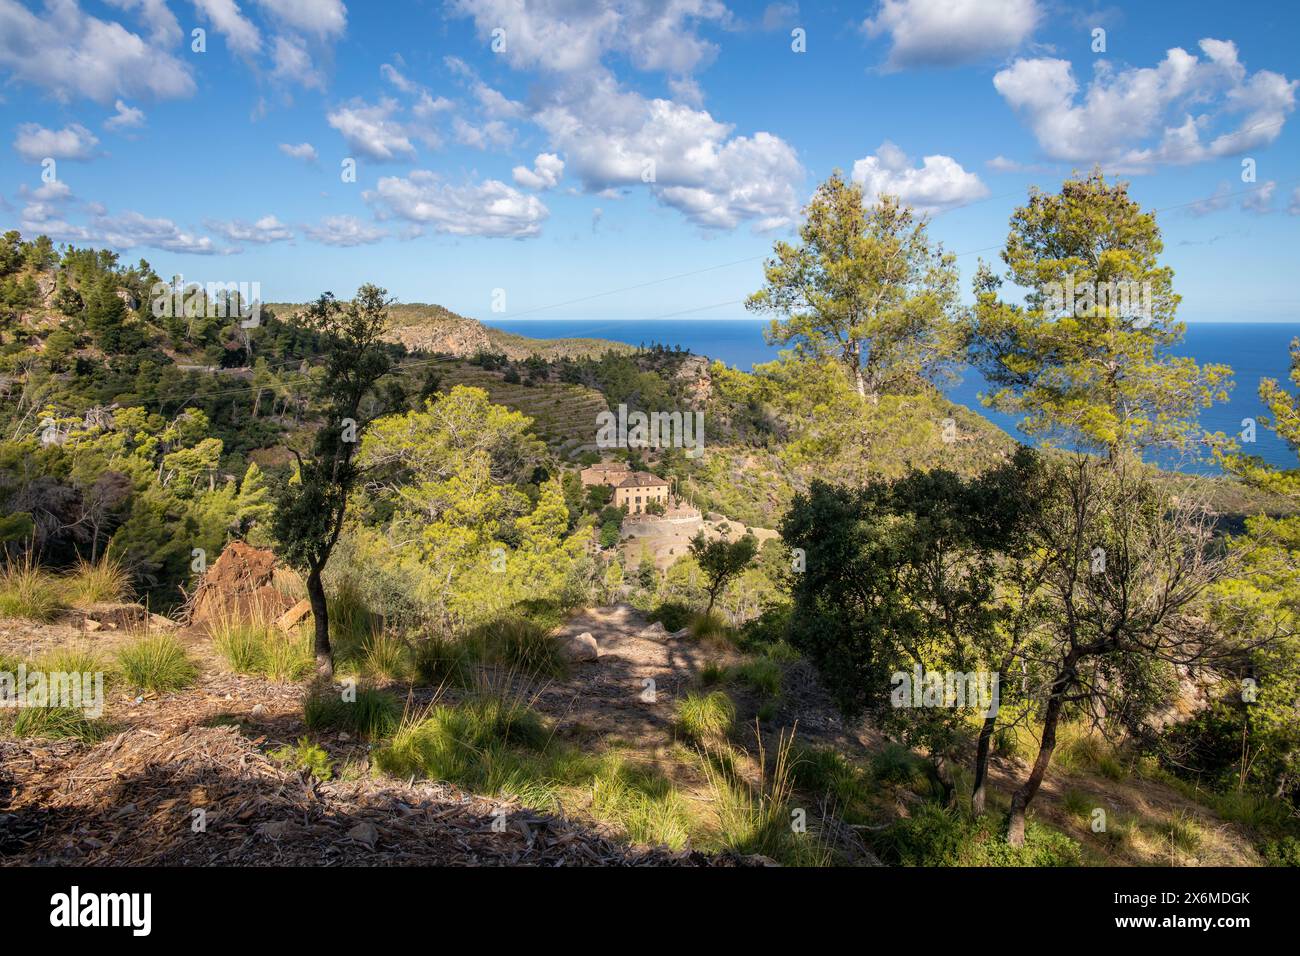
[267,301,635,362]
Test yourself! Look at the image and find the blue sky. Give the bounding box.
[1,0,1297,323]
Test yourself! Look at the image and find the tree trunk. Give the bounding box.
[306,566,332,679]
[1007,664,1072,845]
[971,713,996,815]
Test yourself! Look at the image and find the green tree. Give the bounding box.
[968,169,1231,462]
[745,171,962,401]
[687,531,757,617]
[272,284,395,677]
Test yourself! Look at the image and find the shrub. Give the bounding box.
[374,693,550,786]
[880,804,1081,867]
[790,745,866,811]
[411,634,472,687]
[116,634,197,692]
[648,601,692,633]
[0,560,64,623]
[210,614,313,681]
[730,657,782,696]
[871,742,934,792]
[38,646,111,682]
[12,706,108,742]
[63,557,132,608]
[361,631,410,682]
[464,615,567,679]
[590,757,693,850]
[675,690,735,742]
[688,611,729,643]
[269,736,334,781]
[701,730,828,865]
[303,685,401,740]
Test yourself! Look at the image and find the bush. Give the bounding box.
[117,634,197,692]
[303,685,401,740]
[730,657,782,696]
[464,615,567,679]
[0,560,64,623]
[63,557,132,608]
[880,803,1081,867]
[871,742,934,792]
[374,693,551,786]
[688,611,729,643]
[360,631,410,682]
[648,601,692,633]
[210,615,313,681]
[269,736,334,781]
[411,635,472,687]
[790,745,866,811]
[675,690,735,742]
[11,705,108,742]
[590,757,693,850]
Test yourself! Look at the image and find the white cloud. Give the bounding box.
[851,141,988,213]
[452,116,514,150]
[760,3,799,31]
[412,91,454,118]
[104,99,145,131]
[23,203,223,255]
[864,0,1040,70]
[193,0,263,56]
[535,76,802,231]
[447,0,729,75]
[366,170,549,238]
[512,153,564,190]
[1241,180,1276,214]
[304,214,386,246]
[327,98,416,160]
[1188,181,1232,216]
[205,214,295,243]
[381,62,418,93]
[271,33,323,88]
[13,122,99,162]
[993,39,1298,169]
[279,141,318,161]
[254,0,346,39]
[105,0,182,45]
[474,81,525,120]
[1289,186,1300,217]
[0,0,194,103]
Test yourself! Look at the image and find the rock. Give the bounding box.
[276,598,312,632]
[638,622,669,641]
[191,541,295,625]
[149,613,179,629]
[670,627,692,640]
[347,821,379,847]
[250,704,266,719]
[83,619,102,632]
[560,631,599,662]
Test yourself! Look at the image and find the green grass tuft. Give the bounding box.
[0,560,65,623]
[116,634,197,692]
[269,736,334,781]
[675,690,735,742]
[303,685,401,740]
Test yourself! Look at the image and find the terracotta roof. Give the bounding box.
[615,471,668,488]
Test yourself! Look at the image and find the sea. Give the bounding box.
[483,318,1300,473]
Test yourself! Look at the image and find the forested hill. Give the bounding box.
[267,300,635,361]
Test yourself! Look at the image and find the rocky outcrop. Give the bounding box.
[191,541,296,625]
